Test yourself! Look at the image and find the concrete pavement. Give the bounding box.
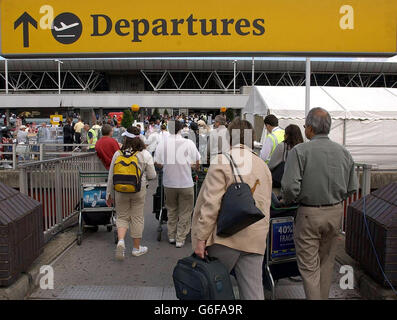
[28,180,191,300]
[27,180,363,300]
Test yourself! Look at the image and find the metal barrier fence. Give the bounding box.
[6,144,376,240]
[0,143,96,169]
[341,163,372,234]
[18,153,106,243]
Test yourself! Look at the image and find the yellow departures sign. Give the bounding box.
[1,0,396,58]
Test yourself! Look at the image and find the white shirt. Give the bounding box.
[17,130,28,144]
[139,134,147,144]
[146,131,160,154]
[154,133,201,188]
[260,127,283,162]
[159,130,171,142]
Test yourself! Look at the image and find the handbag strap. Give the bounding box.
[224,153,244,184]
[284,143,290,161]
[282,143,287,161]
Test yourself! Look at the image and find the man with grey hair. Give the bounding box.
[209,115,229,163]
[281,107,357,300]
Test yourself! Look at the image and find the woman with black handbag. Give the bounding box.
[268,124,304,188]
[191,118,272,300]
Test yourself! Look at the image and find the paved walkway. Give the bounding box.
[28,181,361,300]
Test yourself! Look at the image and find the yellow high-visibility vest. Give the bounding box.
[266,128,285,163]
[87,128,98,149]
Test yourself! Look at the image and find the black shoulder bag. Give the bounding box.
[271,144,288,188]
[216,154,266,237]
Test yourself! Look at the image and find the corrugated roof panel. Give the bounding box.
[128,59,136,70]
[325,61,335,73]
[0,183,41,226]
[373,182,397,205]
[2,58,397,73]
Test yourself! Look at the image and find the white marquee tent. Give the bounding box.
[244,86,397,169]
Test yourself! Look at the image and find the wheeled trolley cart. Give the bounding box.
[153,168,206,242]
[77,171,117,246]
[263,199,301,300]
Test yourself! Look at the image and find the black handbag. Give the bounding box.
[271,144,288,188]
[216,154,265,237]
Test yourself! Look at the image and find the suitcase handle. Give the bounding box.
[192,253,216,263]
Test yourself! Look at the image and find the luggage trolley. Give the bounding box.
[153,169,168,242]
[263,196,301,300]
[153,167,207,242]
[77,171,117,246]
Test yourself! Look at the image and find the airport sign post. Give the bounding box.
[0,0,396,58]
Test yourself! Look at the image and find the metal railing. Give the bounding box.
[341,163,372,234]
[0,143,96,170]
[18,153,106,243]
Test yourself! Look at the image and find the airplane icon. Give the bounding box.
[53,22,80,32]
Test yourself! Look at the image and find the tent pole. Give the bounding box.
[305,58,311,117]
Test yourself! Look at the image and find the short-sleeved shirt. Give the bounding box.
[74,122,84,134]
[95,136,120,170]
[146,132,160,154]
[281,135,358,206]
[154,134,201,188]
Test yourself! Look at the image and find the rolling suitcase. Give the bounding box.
[173,254,235,300]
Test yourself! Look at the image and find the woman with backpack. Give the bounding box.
[106,126,157,260]
[268,124,304,187]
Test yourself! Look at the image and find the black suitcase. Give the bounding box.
[173,254,235,300]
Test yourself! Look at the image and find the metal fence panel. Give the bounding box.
[18,153,105,243]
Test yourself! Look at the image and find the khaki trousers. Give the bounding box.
[164,187,194,243]
[207,244,264,300]
[115,189,146,239]
[294,204,343,300]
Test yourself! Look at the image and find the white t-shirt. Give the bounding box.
[146,131,160,153]
[139,134,147,144]
[159,130,170,141]
[154,134,201,188]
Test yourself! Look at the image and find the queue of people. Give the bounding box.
[97,108,357,301]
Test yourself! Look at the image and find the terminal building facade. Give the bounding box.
[1,58,397,120]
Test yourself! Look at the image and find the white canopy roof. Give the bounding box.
[244,86,397,120]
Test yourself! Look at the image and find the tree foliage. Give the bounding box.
[153,108,161,119]
[121,109,134,128]
[225,108,235,122]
